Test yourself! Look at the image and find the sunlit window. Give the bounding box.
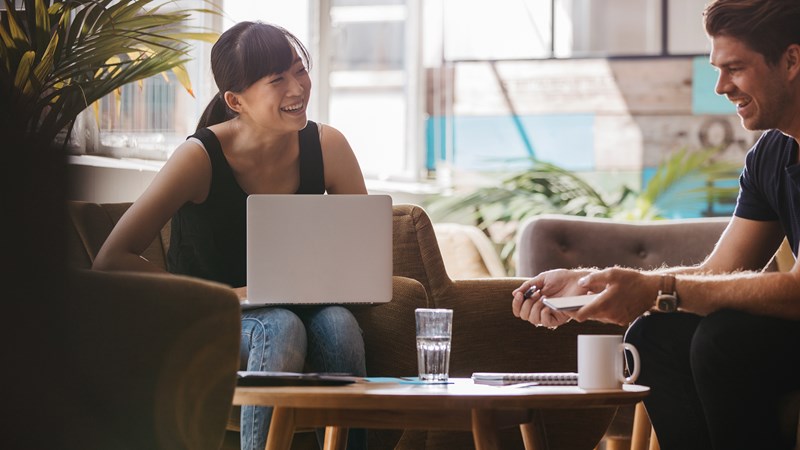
[73,0,710,185]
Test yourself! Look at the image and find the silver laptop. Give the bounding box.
[244,194,393,306]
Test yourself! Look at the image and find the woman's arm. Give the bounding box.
[92,141,212,272]
[318,124,368,194]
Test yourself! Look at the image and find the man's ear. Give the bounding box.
[785,44,800,81]
[224,91,243,113]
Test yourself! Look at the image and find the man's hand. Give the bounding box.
[512,268,595,328]
[572,267,659,325]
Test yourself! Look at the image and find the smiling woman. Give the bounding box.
[90,20,370,450]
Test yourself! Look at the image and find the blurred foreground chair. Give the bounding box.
[64,268,241,450]
[516,214,799,450]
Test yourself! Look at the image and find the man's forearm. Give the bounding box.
[673,270,800,319]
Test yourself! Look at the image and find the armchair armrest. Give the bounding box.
[436,278,625,377]
[349,276,429,377]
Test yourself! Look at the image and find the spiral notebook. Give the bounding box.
[471,372,578,386]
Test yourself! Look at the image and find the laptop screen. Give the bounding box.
[245,194,393,305]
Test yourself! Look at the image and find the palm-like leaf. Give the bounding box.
[426,150,741,274]
[0,0,220,149]
[626,148,741,220]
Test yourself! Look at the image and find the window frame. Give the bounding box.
[72,0,710,184]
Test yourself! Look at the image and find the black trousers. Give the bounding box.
[625,310,800,450]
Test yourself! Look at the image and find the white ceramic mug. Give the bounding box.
[578,334,640,390]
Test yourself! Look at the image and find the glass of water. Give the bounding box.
[415,308,453,382]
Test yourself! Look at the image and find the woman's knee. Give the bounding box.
[241,308,307,371]
[307,306,363,341]
[242,308,306,348]
[305,306,366,374]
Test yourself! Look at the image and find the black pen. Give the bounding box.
[523,287,537,299]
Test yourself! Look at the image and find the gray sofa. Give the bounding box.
[517,214,731,276]
[515,214,799,449]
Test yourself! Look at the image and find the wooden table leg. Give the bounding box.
[631,402,652,450]
[471,409,501,450]
[265,407,296,450]
[323,426,349,450]
[520,411,548,450]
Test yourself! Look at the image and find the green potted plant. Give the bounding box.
[426,148,742,274]
[2,2,243,448]
[0,0,219,150]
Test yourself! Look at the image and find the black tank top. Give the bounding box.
[166,121,325,287]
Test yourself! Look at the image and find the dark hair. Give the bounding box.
[196,21,312,130]
[704,0,800,65]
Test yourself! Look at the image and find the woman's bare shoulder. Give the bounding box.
[317,122,350,152]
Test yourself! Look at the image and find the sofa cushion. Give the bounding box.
[434,223,507,278]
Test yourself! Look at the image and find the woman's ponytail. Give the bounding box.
[196,93,232,131]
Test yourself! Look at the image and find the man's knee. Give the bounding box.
[690,309,762,376]
[625,312,691,350]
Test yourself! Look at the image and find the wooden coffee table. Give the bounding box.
[233,378,649,450]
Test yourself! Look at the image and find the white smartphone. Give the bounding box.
[541,294,599,311]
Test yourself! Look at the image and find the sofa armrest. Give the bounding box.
[349,276,429,377]
[436,278,625,377]
[62,269,241,450]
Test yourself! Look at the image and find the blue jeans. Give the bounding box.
[240,306,367,450]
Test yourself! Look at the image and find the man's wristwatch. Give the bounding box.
[654,274,679,313]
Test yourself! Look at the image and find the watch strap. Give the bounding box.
[655,274,679,312]
[659,274,676,296]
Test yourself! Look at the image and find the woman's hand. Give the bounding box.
[233,286,248,301]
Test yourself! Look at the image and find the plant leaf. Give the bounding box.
[14,51,35,94]
[168,32,220,44]
[32,30,58,83]
[170,63,193,97]
[5,1,28,44]
[33,0,50,55]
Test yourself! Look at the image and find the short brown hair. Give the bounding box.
[704,0,800,65]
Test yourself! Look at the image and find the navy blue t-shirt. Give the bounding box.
[734,129,800,256]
